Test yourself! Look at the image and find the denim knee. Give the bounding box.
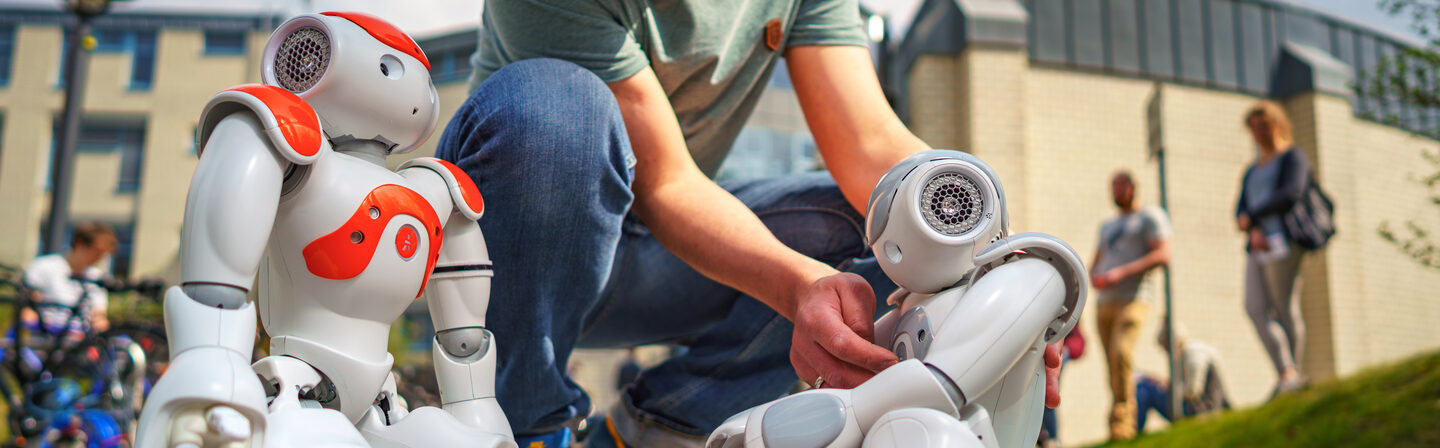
[439,58,635,220]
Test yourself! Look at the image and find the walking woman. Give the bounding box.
[1235,101,1310,397]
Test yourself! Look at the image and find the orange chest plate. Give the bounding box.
[301,184,443,297]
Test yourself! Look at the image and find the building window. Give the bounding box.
[49,117,147,194]
[204,30,246,55]
[0,25,13,86]
[108,221,135,278]
[431,50,471,84]
[93,28,130,53]
[130,30,156,90]
[57,28,157,90]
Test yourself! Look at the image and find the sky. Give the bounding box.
[0,0,1426,44]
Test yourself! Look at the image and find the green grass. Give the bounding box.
[1095,349,1440,448]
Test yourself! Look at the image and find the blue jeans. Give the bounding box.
[1135,376,1194,432]
[435,59,895,446]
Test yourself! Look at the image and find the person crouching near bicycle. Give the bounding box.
[22,221,117,340]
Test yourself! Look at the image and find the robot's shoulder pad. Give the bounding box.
[197,84,325,165]
[399,158,484,220]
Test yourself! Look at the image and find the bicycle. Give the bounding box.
[0,265,159,448]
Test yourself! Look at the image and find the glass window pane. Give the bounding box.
[1107,0,1141,73]
[1072,0,1105,68]
[130,30,156,90]
[0,25,13,86]
[203,30,246,55]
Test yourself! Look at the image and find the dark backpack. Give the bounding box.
[1282,175,1336,250]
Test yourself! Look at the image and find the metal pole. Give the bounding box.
[43,14,94,254]
[1157,146,1182,421]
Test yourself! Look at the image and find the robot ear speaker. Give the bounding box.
[274,26,332,93]
[919,171,986,236]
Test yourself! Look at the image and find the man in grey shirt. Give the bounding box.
[1089,172,1172,441]
[437,0,1065,447]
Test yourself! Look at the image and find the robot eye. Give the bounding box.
[379,55,404,80]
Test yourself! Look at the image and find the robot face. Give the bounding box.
[262,12,440,154]
[866,150,1008,293]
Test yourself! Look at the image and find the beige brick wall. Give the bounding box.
[0,25,65,264]
[0,25,269,277]
[1300,94,1440,376]
[912,51,1440,445]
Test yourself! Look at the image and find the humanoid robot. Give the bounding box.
[707,150,1088,448]
[135,12,515,448]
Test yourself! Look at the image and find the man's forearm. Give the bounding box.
[610,67,836,320]
[787,46,929,214]
[635,172,835,320]
[1114,245,1171,280]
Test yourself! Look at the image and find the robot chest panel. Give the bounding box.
[274,155,444,300]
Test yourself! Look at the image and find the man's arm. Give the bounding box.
[609,67,897,387]
[1090,246,1108,289]
[785,46,929,213]
[784,45,1068,407]
[1102,237,1172,284]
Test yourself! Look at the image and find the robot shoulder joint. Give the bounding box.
[399,157,484,220]
[197,84,325,165]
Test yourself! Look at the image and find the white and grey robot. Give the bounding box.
[707,150,1087,448]
[135,12,514,448]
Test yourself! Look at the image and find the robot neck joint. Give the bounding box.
[332,137,391,166]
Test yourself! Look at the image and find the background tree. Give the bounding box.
[1360,0,1440,268]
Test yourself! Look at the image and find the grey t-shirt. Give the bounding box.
[1243,157,1287,237]
[1095,206,1172,302]
[470,0,867,177]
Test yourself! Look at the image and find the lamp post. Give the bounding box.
[43,0,114,254]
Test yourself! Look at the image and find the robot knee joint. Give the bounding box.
[436,327,491,359]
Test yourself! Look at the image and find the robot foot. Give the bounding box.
[265,407,370,448]
[359,406,515,448]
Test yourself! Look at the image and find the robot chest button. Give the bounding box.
[396,225,419,260]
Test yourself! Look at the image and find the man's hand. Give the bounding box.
[791,273,898,389]
[1091,269,1125,290]
[1249,229,1270,252]
[1045,343,1062,408]
[1237,213,1251,231]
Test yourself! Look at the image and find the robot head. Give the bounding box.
[261,12,439,154]
[866,150,1009,294]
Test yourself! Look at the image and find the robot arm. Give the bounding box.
[917,233,1086,448]
[138,86,323,447]
[393,158,512,438]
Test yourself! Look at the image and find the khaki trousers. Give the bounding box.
[1097,300,1149,440]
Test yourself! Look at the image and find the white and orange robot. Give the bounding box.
[136,12,514,448]
[708,151,1088,448]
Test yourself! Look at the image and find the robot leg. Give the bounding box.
[352,330,514,448]
[252,355,369,448]
[137,287,269,448]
